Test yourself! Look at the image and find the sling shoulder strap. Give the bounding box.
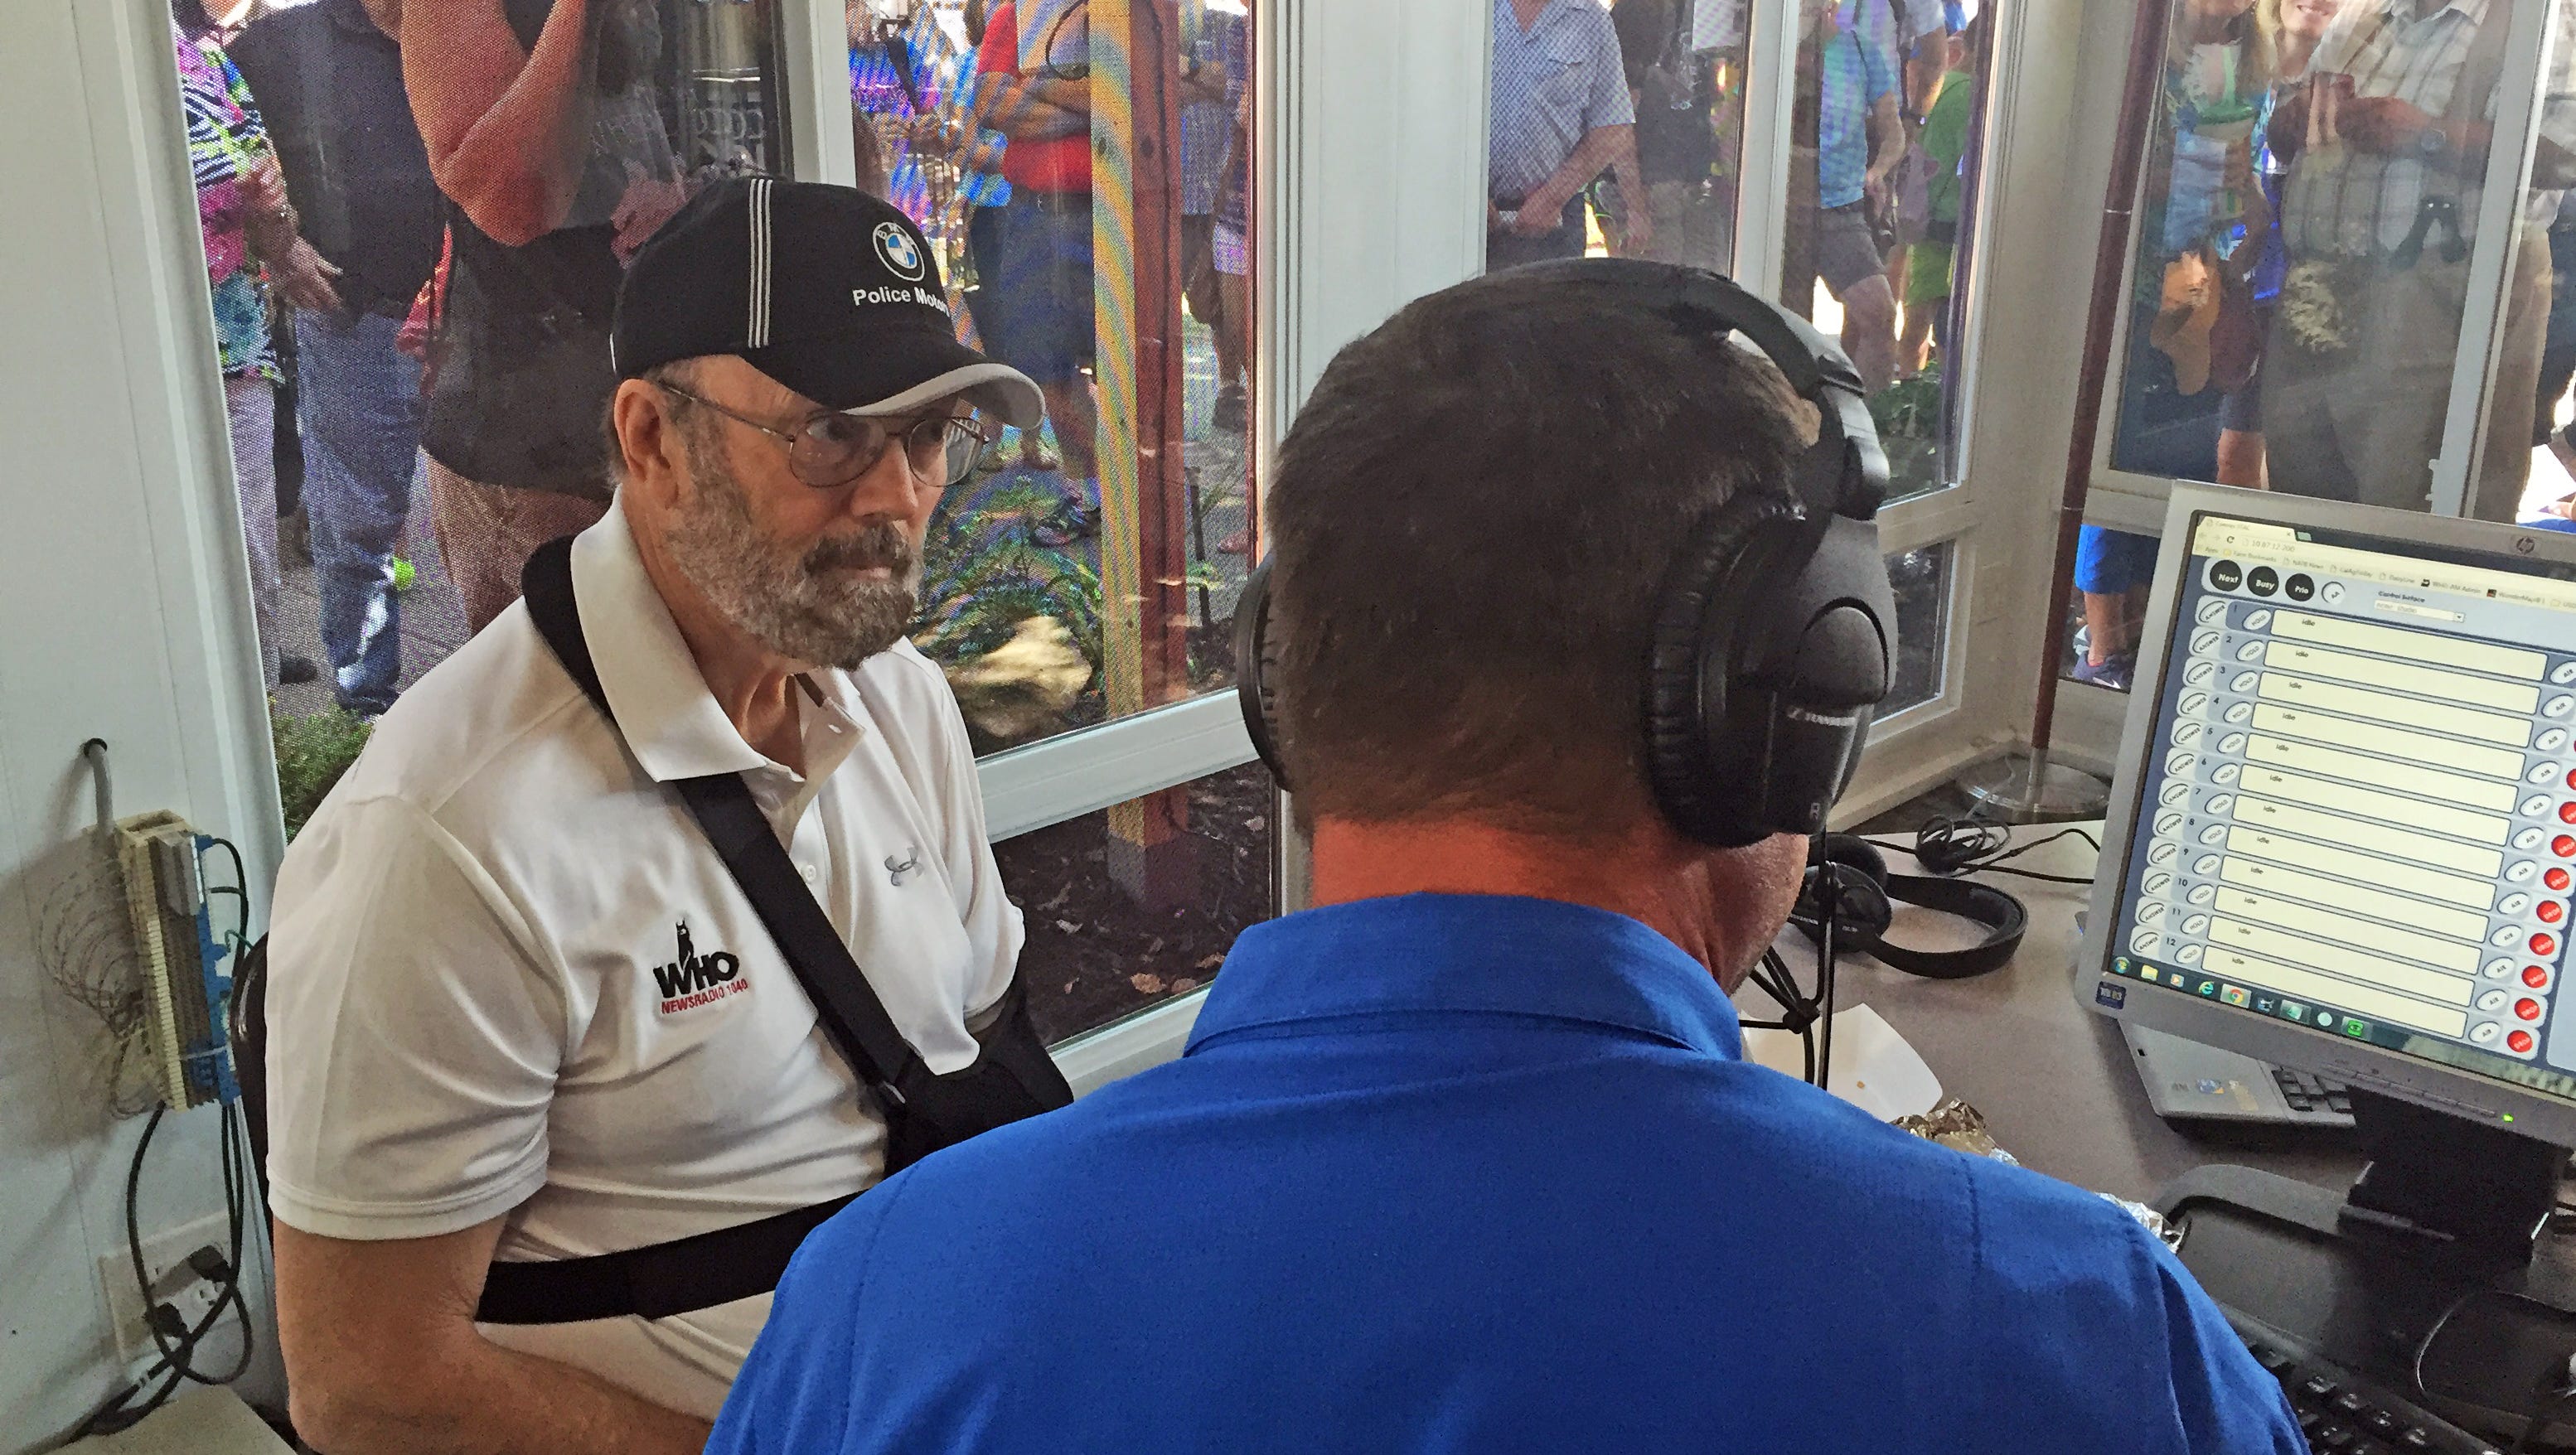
[519,536,931,1106]
[455,538,935,1326]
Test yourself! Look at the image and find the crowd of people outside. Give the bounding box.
[172,0,1256,774]
[1485,0,1992,505]
[2081,0,2576,691]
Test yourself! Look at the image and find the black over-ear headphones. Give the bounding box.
[1789,834,2027,980]
[1234,259,1899,848]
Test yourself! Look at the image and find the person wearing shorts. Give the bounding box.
[2071,526,2158,692]
[1808,0,1905,392]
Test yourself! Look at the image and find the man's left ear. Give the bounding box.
[612,379,685,503]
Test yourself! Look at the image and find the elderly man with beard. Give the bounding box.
[258,180,1046,1455]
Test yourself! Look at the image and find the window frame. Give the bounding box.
[122,0,2081,1086]
[2074,0,2567,524]
[1729,0,2044,816]
[784,0,1508,1071]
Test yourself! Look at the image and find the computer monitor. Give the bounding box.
[2080,485,2576,1158]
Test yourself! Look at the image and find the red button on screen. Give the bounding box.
[2552,868,2574,892]
[2546,902,2569,925]
[2562,802,2576,825]
[2567,768,2576,790]
[2519,998,2545,1021]
[2512,1030,2538,1053]
[2536,934,2561,957]
[2558,835,2576,858]
[2528,965,2554,989]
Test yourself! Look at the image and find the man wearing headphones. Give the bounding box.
[705,263,2302,1453]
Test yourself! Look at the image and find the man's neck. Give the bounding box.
[1309,815,1739,979]
[626,503,809,772]
[1510,0,1551,32]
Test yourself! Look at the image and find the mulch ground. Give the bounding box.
[1003,761,1277,1047]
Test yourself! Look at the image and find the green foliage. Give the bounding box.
[913,476,1106,682]
[271,706,374,839]
[1869,362,1944,441]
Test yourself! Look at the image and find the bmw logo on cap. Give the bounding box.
[874,221,927,282]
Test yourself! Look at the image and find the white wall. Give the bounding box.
[1,1,288,1446]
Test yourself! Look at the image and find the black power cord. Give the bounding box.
[70,1102,256,1441]
[67,833,262,1443]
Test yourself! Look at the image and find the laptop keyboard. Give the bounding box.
[2271,1066,2354,1117]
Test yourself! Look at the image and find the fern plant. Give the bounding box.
[913,476,1106,684]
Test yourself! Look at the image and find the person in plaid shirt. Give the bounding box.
[2262,0,2576,520]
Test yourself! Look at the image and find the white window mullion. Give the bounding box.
[1731,0,1802,302]
[777,0,856,185]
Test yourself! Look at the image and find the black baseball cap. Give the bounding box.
[612,177,1043,428]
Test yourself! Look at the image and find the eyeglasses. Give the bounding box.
[656,384,998,490]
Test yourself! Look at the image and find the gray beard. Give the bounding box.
[662,432,921,671]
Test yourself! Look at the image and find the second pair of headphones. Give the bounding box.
[1789,834,2027,980]
[1234,259,1899,849]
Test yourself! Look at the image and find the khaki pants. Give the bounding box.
[2263,225,2545,522]
[426,459,609,635]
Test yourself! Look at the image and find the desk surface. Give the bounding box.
[1742,823,2366,1206]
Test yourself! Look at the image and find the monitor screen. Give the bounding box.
[2102,508,2576,1109]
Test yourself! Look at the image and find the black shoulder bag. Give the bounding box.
[230,538,1070,1326]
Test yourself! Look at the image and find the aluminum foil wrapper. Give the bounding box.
[1892,1098,2181,1250]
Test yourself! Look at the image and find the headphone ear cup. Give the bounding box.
[1645,497,1804,848]
[1705,512,1895,839]
[1234,559,1290,788]
[1793,834,1893,943]
[1822,871,1893,944]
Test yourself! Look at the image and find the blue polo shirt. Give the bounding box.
[709,895,2303,1455]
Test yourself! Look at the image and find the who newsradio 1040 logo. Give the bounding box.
[651,921,748,1016]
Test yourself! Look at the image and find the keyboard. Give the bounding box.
[2269,1064,2355,1118]
[2226,1306,2497,1453]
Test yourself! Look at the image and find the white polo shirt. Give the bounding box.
[264,504,1023,1420]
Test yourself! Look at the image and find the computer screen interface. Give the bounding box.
[2107,513,2576,1106]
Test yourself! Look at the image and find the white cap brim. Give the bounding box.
[850,361,1046,430]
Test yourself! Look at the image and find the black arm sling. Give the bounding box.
[232,536,1070,1325]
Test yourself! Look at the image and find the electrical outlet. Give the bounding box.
[99,1212,229,1366]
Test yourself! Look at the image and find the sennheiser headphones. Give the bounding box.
[1789,834,2027,980]
[1234,259,1899,848]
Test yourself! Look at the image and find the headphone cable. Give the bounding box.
[1814,865,1842,1090]
[1741,948,1824,1087]
[1860,816,2101,887]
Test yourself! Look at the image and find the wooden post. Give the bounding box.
[1092,0,1198,908]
